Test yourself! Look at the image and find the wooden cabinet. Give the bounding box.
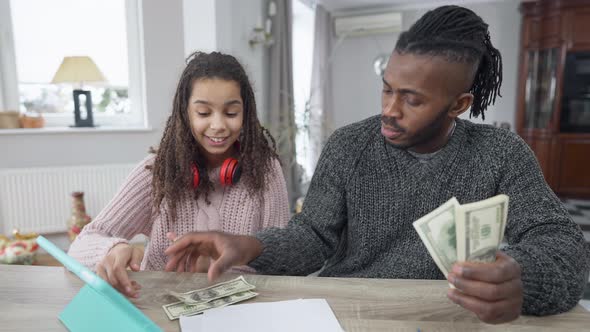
[517,0,590,198]
[555,136,590,195]
[524,132,556,181]
[567,9,590,49]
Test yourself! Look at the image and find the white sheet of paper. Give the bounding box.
[179,299,343,332]
[179,314,203,332]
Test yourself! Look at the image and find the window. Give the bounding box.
[1,0,145,128]
[292,0,315,182]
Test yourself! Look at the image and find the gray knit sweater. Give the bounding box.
[249,115,590,316]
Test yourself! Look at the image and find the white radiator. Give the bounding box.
[0,164,135,234]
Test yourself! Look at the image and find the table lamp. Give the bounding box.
[51,56,106,127]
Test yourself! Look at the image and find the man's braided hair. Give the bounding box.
[395,5,503,119]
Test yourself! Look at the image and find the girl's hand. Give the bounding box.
[96,243,143,298]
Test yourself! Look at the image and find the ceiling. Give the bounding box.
[311,0,508,12]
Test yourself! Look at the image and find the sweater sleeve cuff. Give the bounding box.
[501,246,578,316]
[247,233,283,274]
[229,265,257,274]
[68,235,129,271]
[96,237,130,264]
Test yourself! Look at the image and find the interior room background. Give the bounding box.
[0,0,565,247]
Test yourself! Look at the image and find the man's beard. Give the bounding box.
[382,103,451,150]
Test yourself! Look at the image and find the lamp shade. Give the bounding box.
[51,56,107,84]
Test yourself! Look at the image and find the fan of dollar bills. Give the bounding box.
[163,276,258,320]
[413,194,509,277]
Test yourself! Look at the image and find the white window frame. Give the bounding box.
[0,0,147,129]
[0,0,19,111]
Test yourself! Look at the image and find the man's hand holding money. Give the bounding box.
[447,251,523,324]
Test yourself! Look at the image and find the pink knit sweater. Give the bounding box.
[68,155,290,271]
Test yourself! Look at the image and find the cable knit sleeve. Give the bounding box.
[261,158,290,229]
[67,155,155,270]
[249,125,360,276]
[497,136,590,316]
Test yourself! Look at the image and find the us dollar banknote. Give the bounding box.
[413,195,509,278]
[163,290,258,320]
[413,197,461,277]
[167,275,255,305]
[456,194,509,263]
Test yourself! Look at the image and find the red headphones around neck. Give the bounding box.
[191,142,242,189]
[191,158,241,189]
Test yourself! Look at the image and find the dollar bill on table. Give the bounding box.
[167,275,255,305]
[163,290,259,320]
[413,194,509,279]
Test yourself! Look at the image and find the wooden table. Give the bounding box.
[2,265,589,332]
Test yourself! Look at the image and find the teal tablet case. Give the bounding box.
[36,236,162,332]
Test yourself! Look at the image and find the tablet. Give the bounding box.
[36,235,162,332]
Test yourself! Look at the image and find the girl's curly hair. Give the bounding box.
[149,51,279,221]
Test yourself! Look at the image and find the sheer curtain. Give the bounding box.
[308,4,334,173]
[268,0,301,207]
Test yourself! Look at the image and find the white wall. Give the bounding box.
[330,0,521,130]
[182,0,269,123]
[331,34,395,129]
[183,0,217,54]
[215,0,270,123]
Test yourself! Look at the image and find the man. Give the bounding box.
[164,6,589,324]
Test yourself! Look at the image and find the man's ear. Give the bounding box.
[449,93,474,118]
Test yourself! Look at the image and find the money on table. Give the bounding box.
[163,276,258,320]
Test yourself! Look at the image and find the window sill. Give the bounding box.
[0,126,154,135]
